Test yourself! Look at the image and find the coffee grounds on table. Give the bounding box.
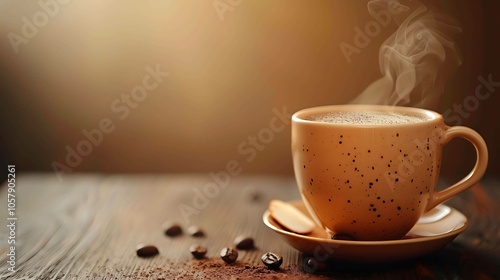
[125,259,328,279]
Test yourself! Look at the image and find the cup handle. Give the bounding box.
[426,126,488,211]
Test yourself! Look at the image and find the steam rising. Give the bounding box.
[351,0,462,109]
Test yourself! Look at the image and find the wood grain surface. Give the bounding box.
[0,174,499,279]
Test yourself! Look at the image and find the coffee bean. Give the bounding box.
[248,190,260,201]
[250,192,260,201]
[189,244,207,259]
[261,252,283,269]
[136,244,159,257]
[162,221,182,236]
[243,187,260,202]
[302,257,327,273]
[220,247,238,264]
[331,233,355,241]
[188,225,205,237]
[234,236,254,250]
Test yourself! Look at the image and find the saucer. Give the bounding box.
[263,201,467,263]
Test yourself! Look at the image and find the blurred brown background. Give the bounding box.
[0,0,498,182]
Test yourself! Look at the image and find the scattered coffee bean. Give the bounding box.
[331,233,355,241]
[188,225,205,237]
[243,187,260,202]
[250,192,260,201]
[248,190,260,201]
[189,244,207,259]
[162,221,182,236]
[302,257,327,273]
[261,252,283,269]
[220,247,238,264]
[234,236,254,250]
[136,244,159,257]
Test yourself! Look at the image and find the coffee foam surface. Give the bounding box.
[307,110,428,125]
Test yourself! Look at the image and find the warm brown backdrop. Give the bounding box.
[0,0,498,182]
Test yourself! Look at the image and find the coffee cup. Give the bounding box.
[292,105,488,241]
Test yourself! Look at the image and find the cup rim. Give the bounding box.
[292,105,442,128]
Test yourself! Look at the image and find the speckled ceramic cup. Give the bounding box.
[292,105,488,241]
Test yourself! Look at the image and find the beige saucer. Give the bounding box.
[263,201,467,263]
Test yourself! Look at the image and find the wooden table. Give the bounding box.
[1,174,499,279]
